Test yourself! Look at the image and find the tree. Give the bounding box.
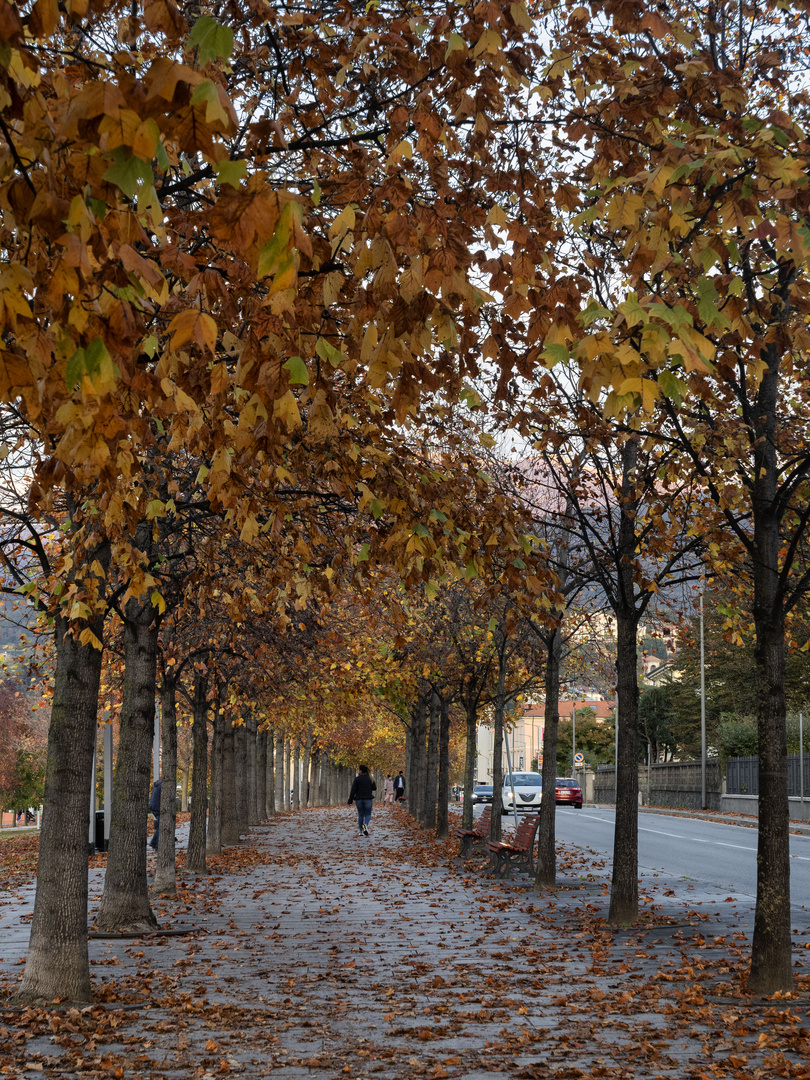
[537,0,810,993]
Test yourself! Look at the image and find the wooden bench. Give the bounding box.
[454,805,492,859]
[485,814,540,879]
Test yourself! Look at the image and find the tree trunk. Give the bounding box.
[461,690,478,830]
[15,609,105,1004]
[221,722,239,845]
[490,641,507,844]
[235,722,248,836]
[180,769,189,812]
[185,673,208,874]
[608,437,641,926]
[96,593,159,933]
[436,697,451,838]
[256,728,267,822]
[274,730,284,811]
[749,341,793,993]
[284,738,292,811]
[207,700,224,855]
[265,723,275,817]
[246,714,258,826]
[292,735,301,810]
[536,627,562,888]
[303,728,313,808]
[409,698,427,821]
[152,675,178,897]
[423,691,440,829]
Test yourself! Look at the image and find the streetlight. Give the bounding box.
[700,588,707,810]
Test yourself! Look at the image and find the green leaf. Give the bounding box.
[658,370,687,403]
[65,348,85,389]
[445,31,466,59]
[146,499,165,520]
[84,337,109,378]
[425,579,440,601]
[370,498,384,520]
[185,16,234,64]
[315,337,344,367]
[215,159,247,189]
[102,151,153,198]
[579,300,612,326]
[414,523,431,539]
[283,355,309,385]
[542,342,570,366]
[357,542,371,562]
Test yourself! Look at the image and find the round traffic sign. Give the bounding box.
[574,752,585,765]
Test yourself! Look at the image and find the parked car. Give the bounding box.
[502,771,543,815]
[471,784,493,805]
[555,777,583,809]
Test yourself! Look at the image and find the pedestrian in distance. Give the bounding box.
[383,774,394,805]
[149,778,162,850]
[348,765,376,836]
[393,771,405,803]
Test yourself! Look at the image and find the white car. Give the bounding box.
[501,771,543,815]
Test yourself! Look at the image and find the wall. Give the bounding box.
[591,759,723,810]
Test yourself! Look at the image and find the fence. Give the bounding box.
[726,754,810,798]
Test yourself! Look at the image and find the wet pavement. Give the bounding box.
[1,804,809,1079]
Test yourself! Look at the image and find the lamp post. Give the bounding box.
[700,588,707,810]
[571,699,576,779]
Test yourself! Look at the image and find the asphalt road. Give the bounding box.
[553,805,810,916]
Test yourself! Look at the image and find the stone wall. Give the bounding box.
[591,759,723,810]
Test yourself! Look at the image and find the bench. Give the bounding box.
[454,805,492,859]
[485,814,540,879]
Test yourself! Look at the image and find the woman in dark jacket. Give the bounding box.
[348,765,377,836]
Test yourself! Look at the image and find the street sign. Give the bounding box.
[574,752,585,765]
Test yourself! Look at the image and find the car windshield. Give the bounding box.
[503,773,542,787]
[474,785,492,792]
[556,779,578,788]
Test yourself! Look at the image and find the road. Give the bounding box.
[552,805,810,916]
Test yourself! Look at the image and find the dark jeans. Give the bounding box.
[355,799,373,831]
[150,815,159,849]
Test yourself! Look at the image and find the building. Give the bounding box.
[476,699,615,782]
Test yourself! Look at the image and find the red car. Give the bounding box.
[555,777,582,809]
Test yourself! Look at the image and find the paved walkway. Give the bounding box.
[1,805,809,1078]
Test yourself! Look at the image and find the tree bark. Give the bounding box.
[284,738,292,811]
[436,697,451,838]
[185,673,208,874]
[246,713,259,826]
[274,730,284,811]
[96,591,159,933]
[221,721,239,845]
[409,698,427,821]
[235,722,248,836]
[152,675,178,897]
[303,728,313,807]
[15,608,106,1004]
[265,723,275,817]
[292,735,301,810]
[536,627,562,889]
[490,639,507,844]
[256,728,267,821]
[423,691,440,829]
[461,690,478,831]
[207,699,224,855]
[749,341,793,993]
[608,437,641,926]
[180,769,189,812]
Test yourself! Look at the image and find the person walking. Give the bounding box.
[383,775,394,805]
[393,771,406,803]
[348,765,376,836]
[149,778,162,850]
